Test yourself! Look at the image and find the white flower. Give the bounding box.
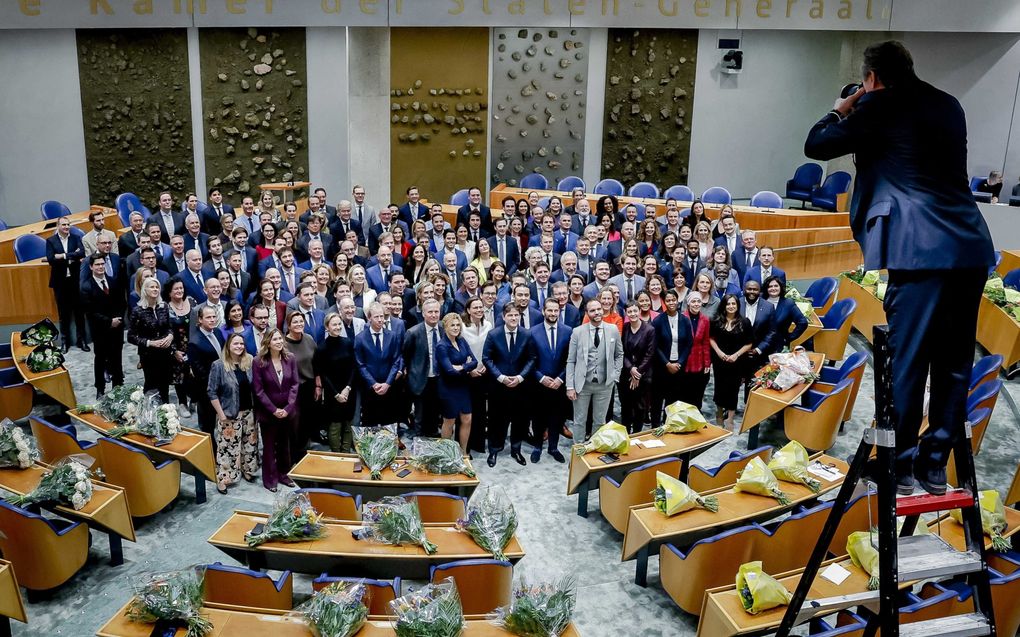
[17,451,30,468]
[75,481,89,494]
[71,493,86,510]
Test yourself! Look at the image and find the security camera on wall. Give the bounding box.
[722,49,743,75]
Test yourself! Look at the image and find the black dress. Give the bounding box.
[314,335,356,423]
[127,303,173,402]
[710,317,753,411]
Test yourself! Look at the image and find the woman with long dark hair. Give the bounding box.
[683,199,710,230]
[405,243,430,286]
[283,311,317,452]
[710,294,753,429]
[764,276,808,351]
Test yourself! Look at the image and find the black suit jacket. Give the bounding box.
[187,329,226,383]
[152,211,184,244]
[117,231,142,258]
[456,204,494,233]
[81,275,126,329]
[45,233,85,288]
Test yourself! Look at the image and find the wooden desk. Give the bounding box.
[10,332,75,407]
[0,260,57,325]
[622,454,847,586]
[789,312,823,349]
[69,410,215,503]
[740,352,825,448]
[836,277,886,344]
[567,425,731,518]
[260,182,311,206]
[97,599,581,637]
[772,240,863,280]
[754,226,853,250]
[997,249,1020,277]
[0,462,135,565]
[289,451,479,499]
[208,510,525,578]
[976,295,1020,372]
[0,560,26,634]
[0,206,119,265]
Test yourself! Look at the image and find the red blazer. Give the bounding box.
[683,311,712,373]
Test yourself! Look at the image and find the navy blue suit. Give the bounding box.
[368,221,410,254]
[529,321,572,454]
[456,204,494,233]
[730,246,759,283]
[397,202,428,228]
[329,217,364,246]
[650,311,693,427]
[494,305,543,331]
[79,253,121,287]
[743,265,786,287]
[483,326,535,454]
[486,235,520,273]
[768,298,807,353]
[354,328,404,426]
[557,303,582,329]
[805,79,995,481]
[180,269,208,303]
[182,232,210,259]
[366,264,402,293]
[202,203,233,236]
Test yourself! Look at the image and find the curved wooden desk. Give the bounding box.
[0,560,26,635]
[0,462,135,565]
[789,313,823,349]
[209,510,524,579]
[288,452,479,499]
[0,206,118,265]
[836,277,887,344]
[568,425,731,518]
[622,454,848,586]
[740,352,825,449]
[69,409,214,503]
[260,181,311,206]
[10,332,76,408]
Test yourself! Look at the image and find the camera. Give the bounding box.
[841,83,862,99]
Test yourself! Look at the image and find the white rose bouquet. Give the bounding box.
[5,455,94,511]
[77,384,144,426]
[108,391,181,441]
[0,419,39,469]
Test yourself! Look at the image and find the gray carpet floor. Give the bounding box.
[8,331,1020,637]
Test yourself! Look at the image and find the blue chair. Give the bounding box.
[688,446,773,492]
[1003,268,1020,290]
[294,487,361,521]
[555,176,585,192]
[628,182,660,198]
[403,490,467,523]
[805,276,839,315]
[970,354,1003,392]
[0,218,8,231]
[40,200,71,221]
[0,367,32,421]
[430,559,513,615]
[701,186,732,205]
[966,379,1000,416]
[13,234,46,262]
[312,575,401,615]
[808,611,867,637]
[593,178,625,196]
[519,173,549,190]
[449,189,470,206]
[814,298,857,361]
[625,201,646,219]
[600,456,682,532]
[663,184,694,202]
[750,190,783,209]
[969,176,985,192]
[30,416,102,469]
[115,192,151,225]
[204,562,293,610]
[784,376,855,450]
[68,226,85,239]
[810,171,852,211]
[786,163,824,207]
[817,351,868,423]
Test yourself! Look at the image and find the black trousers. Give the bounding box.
[532,384,568,451]
[412,377,442,438]
[467,376,488,452]
[651,368,684,429]
[53,277,86,345]
[678,369,710,412]
[191,373,215,436]
[139,350,171,403]
[885,268,985,478]
[488,383,529,453]
[295,381,317,452]
[619,380,652,434]
[91,323,124,392]
[361,387,398,427]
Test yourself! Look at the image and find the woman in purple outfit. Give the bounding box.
[251,327,299,492]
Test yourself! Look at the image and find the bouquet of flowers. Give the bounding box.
[107,391,182,441]
[950,490,1012,551]
[408,437,476,478]
[21,318,58,346]
[573,421,630,456]
[244,492,325,547]
[653,471,718,516]
[291,580,369,637]
[0,419,38,469]
[841,265,881,288]
[353,425,399,480]
[25,343,64,373]
[767,441,821,493]
[846,530,881,590]
[784,286,818,323]
[125,566,212,637]
[734,457,791,505]
[391,578,464,637]
[653,401,709,436]
[77,384,144,426]
[736,561,792,615]
[359,496,437,554]
[5,454,94,510]
[457,485,518,561]
[984,275,1020,322]
[750,347,818,392]
[491,576,576,637]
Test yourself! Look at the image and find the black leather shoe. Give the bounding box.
[914,466,947,496]
[78,342,90,352]
[511,451,527,466]
[530,449,542,463]
[487,453,497,467]
[62,343,71,354]
[549,450,566,463]
[855,457,915,495]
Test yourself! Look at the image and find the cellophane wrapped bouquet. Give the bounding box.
[653,401,709,436]
[5,454,93,510]
[291,580,369,637]
[408,437,475,478]
[21,318,58,346]
[734,457,791,505]
[767,441,821,493]
[0,418,39,469]
[457,485,518,561]
[984,275,1020,322]
[125,566,212,637]
[653,471,718,516]
[490,576,576,637]
[751,347,818,392]
[359,495,437,554]
[244,492,325,547]
[107,390,182,441]
[950,490,1012,551]
[736,561,792,615]
[77,384,144,425]
[573,421,630,456]
[391,578,464,637]
[846,530,881,590]
[784,286,818,323]
[353,425,399,480]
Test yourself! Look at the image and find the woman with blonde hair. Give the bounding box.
[436,312,478,453]
[208,332,257,494]
[348,264,376,311]
[684,271,721,319]
[128,276,173,402]
[129,267,155,307]
[314,312,356,452]
[694,221,713,261]
[312,263,334,302]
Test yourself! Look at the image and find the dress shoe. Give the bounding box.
[855,457,915,496]
[561,426,574,439]
[549,449,566,463]
[62,343,71,354]
[487,453,497,468]
[78,342,90,352]
[511,451,527,466]
[530,449,542,463]
[279,477,296,488]
[914,466,947,496]
[216,483,228,495]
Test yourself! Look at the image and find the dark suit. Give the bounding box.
[620,321,656,433]
[730,246,759,283]
[368,221,410,254]
[180,269,208,303]
[225,246,259,274]
[769,298,808,353]
[117,230,142,258]
[743,265,786,287]
[397,202,428,228]
[366,264,402,294]
[486,235,520,274]
[494,305,543,331]
[557,304,582,329]
[354,328,404,426]
[162,252,188,277]
[79,252,121,287]
[529,322,572,454]
[46,233,87,347]
[152,210,184,244]
[296,232,334,262]
[650,312,693,428]
[187,328,225,435]
[482,327,535,454]
[402,322,443,437]
[182,232,210,260]
[202,202,234,236]
[329,217,364,247]
[456,204,494,233]
[81,274,126,392]
[739,299,777,391]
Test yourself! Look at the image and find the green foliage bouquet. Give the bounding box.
[491,576,576,637]
[125,566,212,637]
[0,419,38,469]
[391,578,464,637]
[5,454,94,510]
[292,580,369,637]
[456,485,518,561]
[358,495,437,555]
[408,437,475,478]
[353,425,399,480]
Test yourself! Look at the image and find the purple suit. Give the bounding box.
[252,355,299,489]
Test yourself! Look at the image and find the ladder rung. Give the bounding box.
[897,489,974,516]
[793,590,880,624]
[898,534,983,581]
[898,613,990,637]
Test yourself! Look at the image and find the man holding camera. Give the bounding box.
[804,41,994,496]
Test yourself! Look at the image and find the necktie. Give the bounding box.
[746,252,752,269]
[627,279,634,302]
[287,272,294,292]
[472,230,478,243]
[195,272,202,288]
[374,332,382,352]
[546,253,552,269]
[155,245,161,258]
[207,332,219,351]
[581,216,587,228]
[538,287,546,305]
[240,251,247,271]
[357,205,363,225]
[429,327,438,375]
[508,330,516,352]
[383,268,389,283]
[305,311,314,331]
[105,256,113,277]
[498,239,506,264]
[232,273,240,289]
[99,278,109,294]
[343,222,349,237]
[549,326,555,350]
[593,327,601,348]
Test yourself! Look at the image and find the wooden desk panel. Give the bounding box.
[11,332,76,407]
[837,277,886,344]
[976,295,1020,371]
[0,261,57,325]
[741,353,825,434]
[997,249,1020,277]
[0,206,119,265]
[773,241,863,280]
[289,451,478,497]
[0,560,26,625]
[754,226,853,250]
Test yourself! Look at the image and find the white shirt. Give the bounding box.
[745,300,759,325]
[668,313,680,361]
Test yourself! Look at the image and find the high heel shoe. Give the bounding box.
[216,483,228,495]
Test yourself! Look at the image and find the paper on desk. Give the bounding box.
[641,439,667,448]
[820,562,852,585]
[807,462,843,482]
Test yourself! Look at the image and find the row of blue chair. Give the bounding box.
[512,174,742,206]
[786,163,852,211]
[12,226,84,263]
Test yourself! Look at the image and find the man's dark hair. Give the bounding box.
[862,40,915,88]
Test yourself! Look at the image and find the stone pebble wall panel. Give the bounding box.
[490,28,590,189]
[389,27,489,205]
[199,27,309,202]
[77,29,195,208]
[601,29,698,191]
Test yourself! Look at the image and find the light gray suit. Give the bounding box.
[607,273,647,304]
[566,321,624,436]
[353,203,378,244]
